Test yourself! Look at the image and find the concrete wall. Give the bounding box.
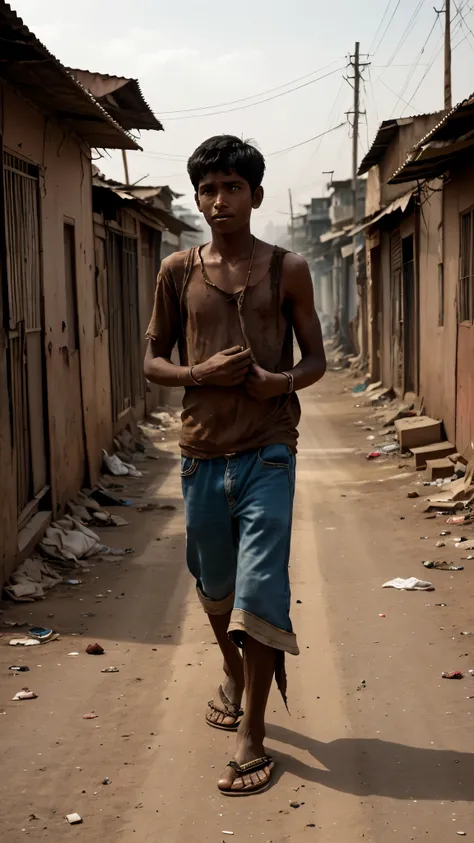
[379,116,442,207]
[1,84,99,579]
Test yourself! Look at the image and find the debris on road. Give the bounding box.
[382,577,434,591]
[101,666,119,673]
[86,643,105,655]
[4,557,63,602]
[66,813,83,825]
[423,561,463,571]
[407,491,419,498]
[102,777,112,785]
[442,671,464,679]
[83,713,98,719]
[289,801,301,808]
[9,665,29,671]
[12,689,38,700]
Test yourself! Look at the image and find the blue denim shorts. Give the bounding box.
[181,444,299,655]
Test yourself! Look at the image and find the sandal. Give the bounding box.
[218,755,274,796]
[206,684,243,731]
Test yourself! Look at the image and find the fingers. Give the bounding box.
[222,347,252,361]
[221,345,245,356]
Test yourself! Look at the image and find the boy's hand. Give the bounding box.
[193,346,252,386]
[245,364,288,400]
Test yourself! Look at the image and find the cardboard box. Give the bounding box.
[411,441,456,470]
[425,457,456,481]
[395,416,442,451]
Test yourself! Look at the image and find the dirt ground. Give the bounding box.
[1,371,474,842]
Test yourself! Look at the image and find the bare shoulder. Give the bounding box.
[281,251,312,298]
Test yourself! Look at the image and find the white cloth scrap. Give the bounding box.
[382,577,435,591]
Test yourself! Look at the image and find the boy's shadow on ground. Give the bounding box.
[267,723,474,801]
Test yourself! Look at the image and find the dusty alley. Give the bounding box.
[1,371,474,843]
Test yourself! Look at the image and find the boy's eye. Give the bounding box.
[230,185,240,192]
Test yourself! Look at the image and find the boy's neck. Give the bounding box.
[209,226,254,262]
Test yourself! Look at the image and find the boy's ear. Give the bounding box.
[252,186,264,209]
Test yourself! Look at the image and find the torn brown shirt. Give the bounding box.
[146,245,301,459]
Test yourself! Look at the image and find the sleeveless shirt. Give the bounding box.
[146,245,301,459]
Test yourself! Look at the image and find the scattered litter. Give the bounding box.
[436,603,448,607]
[289,801,301,808]
[65,579,82,586]
[456,832,466,837]
[367,451,381,460]
[12,689,38,700]
[407,491,419,499]
[353,381,369,394]
[456,539,474,549]
[461,632,472,636]
[9,665,29,672]
[86,643,104,655]
[81,613,95,618]
[436,541,446,548]
[222,832,234,836]
[101,666,119,673]
[382,577,434,591]
[102,777,112,785]
[379,613,386,617]
[68,652,80,656]
[381,443,399,454]
[423,561,463,571]
[357,679,367,691]
[102,449,142,478]
[9,637,40,647]
[442,671,464,680]
[4,557,63,602]
[367,435,375,441]
[28,627,53,641]
[66,813,83,825]
[83,713,98,720]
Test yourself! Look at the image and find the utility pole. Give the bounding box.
[444,0,452,110]
[288,188,295,251]
[351,41,360,224]
[122,150,130,185]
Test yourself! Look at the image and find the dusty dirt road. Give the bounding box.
[2,372,474,842]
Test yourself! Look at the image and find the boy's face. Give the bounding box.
[195,169,263,233]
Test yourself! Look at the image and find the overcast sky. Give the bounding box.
[12,0,474,236]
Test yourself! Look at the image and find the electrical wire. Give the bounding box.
[372,0,401,56]
[161,66,345,121]
[369,0,395,53]
[266,122,346,157]
[453,0,474,46]
[388,9,441,115]
[157,57,345,115]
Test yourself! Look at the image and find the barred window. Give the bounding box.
[459,210,474,323]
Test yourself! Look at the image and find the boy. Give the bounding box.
[144,135,326,796]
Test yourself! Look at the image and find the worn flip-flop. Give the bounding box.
[218,755,274,796]
[206,684,243,732]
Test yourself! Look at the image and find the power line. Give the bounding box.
[389,10,441,114]
[369,0,395,53]
[157,57,345,115]
[377,0,427,81]
[372,0,401,56]
[162,66,345,121]
[453,0,474,43]
[266,122,346,157]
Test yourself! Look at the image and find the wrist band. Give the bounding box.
[189,365,202,386]
[281,371,294,394]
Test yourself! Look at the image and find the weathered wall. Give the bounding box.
[0,263,17,585]
[92,220,114,467]
[379,115,442,207]
[417,184,455,439]
[3,86,97,515]
[380,230,392,388]
[444,161,474,455]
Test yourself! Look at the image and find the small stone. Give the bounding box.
[289,801,300,808]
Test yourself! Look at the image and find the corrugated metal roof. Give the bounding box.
[68,69,163,132]
[389,92,474,184]
[92,171,197,234]
[358,113,442,176]
[0,2,139,150]
[350,188,416,234]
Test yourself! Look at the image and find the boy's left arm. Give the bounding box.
[246,253,326,400]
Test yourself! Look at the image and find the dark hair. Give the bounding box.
[187,135,265,194]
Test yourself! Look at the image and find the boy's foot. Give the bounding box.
[217,735,273,795]
[206,681,243,731]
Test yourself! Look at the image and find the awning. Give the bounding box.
[320,224,352,244]
[68,69,163,132]
[0,3,139,150]
[350,188,416,235]
[341,243,354,258]
[389,92,474,184]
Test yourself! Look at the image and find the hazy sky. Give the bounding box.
[12,0,474,236]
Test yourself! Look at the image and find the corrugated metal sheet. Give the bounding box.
[390,93,474,184]
[350,188,416,235]
[92,172,197,234]
[68,69,163,132]
[0,2,139,150]
[358,115,439,175]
